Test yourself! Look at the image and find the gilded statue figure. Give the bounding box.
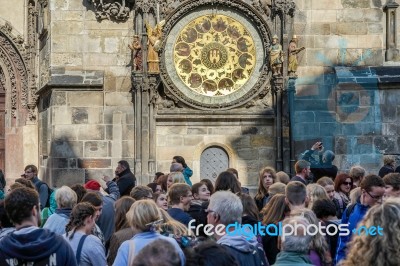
[269,34,284,76]
[288,35,305,77]
[128,35,142,71]
[146,20,165,73]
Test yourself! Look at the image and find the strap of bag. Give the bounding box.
[127,240,136,265]
[76,234,88,264]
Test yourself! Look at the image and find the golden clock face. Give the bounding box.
[173,15,256,97]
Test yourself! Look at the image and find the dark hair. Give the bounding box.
[5,187,39,224]
[155,172,164,181]
[118,160,130,170]
[65,202,96,239]
[24,165,38,174]
[312,199,337,219]
[14,178,35,189]
[239,193,259,221]
[215,171,241,194]
[261,194,289,225]
[334,173,353,193]
[147,182,159,193]
[200,179,214,195]
[226,168,239,179]
[383,173,400,191]
[114,196,135,231]
[132,239,181,266]
[157,174,168,192]
[186,241,239,266]
[70,184,87,203]
[191,182,208,195]
[360,174,385,192]
[168,183,191,205]
[130,185,153,201]
[173,156,187,168]
[81,192,102,207]
[285,181,307,206]
[0,200,13,228]
[295,160,310,174]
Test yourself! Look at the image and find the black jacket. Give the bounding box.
[113,169,136,196]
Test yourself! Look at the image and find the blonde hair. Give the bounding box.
[126,200,161,232]
[276,171,290,184]
[170,172,185,184]
[55,186,77,209]
[383,155,395,166]
[343,198,400,266]
[268,182,286,196]
[348,187,361,207]
[158,208,192,236]
[306,184,328,209]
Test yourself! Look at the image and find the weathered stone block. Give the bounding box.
[294,123,320,136]
[54,125,78,140]
[183,136,204,146]
[231,136,251,149]
[358,35,382,48]
[250,136,273,146]
[50,140,83,157]
[259,148,275,160]
[83,53,118,66]
[77,125,105,140]
[53,106,72,125]
[105,92,132,106]
[72,108,88,124]
[295,111,316,123]
[341,0,370,8]
[52,21,84,35]
[242,127,258,135]
[337,9,364,22]
[52,169,85,188]
[68,91,103,107]
[363,8,383,22]
[51,91,67,106]
[165,136,184,146]
[84,141,108,157]
[122,140,135,157]
[312,0,343,9]
[82,36,102,53]
[374,136,398,153]
[335,22,368,35]
[122,125,135,140]
[78,159,111,168]
[355,136,374,153]
[380,104,397,122]
[104,38,120,53]
[208,127,241,135]
[187,127,207,135]
[311,10,337,23]
[320,122,340,135]
[368,23,383,34]
[85,169,114,181]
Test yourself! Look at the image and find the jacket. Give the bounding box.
[0,226,77,265]
[273,251,313,266]
[183,167,193,186]
[217,233,269,266]
[335,200,369,264]
[97,180,120,242]
[113,169,136,196]
[43,208,72,235]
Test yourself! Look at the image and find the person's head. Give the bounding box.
[170,163,183,172]
[312,199,337,220]
[226,168,239,179]
[285,181,308,209]
[349,166,366,186]
[200,179,215,195]
[4,187,40,227]
[344,197,400,266]
[170,172,185,184]
[322,150,335,164]
[55,186,77,209]
[147,182,162,194]
[23,165,38,180]
[268,182,286,197]
[114,196,135,231]
[70,184,87,203]
[276,171,290,184]
[383,173,400,199]
[294,160,311,178]
[65,202,96,238]
[306,183,328,209]
[334,173,353,195]
[156,174,168,192]
[116,160,130,175]
[13,178,35,190]
[154,172,164,182]
[192,182,211,201]
[214,171,241,194]
[81,192,103,220]
[130,185,153,201]
[255,167,277,200]
[272,34,278,44]
[186,240,239,266]
[168,183,192,211]
[280,216,312,254]
[383,155,395,167]
[84,180,101,192]
[349,187,362,206]
[172,156,187,168]
[153,192,168,211]
[0,200,13,228]
[317,177,335,200]
[239,193,259,221]
[126,199,161,232]
[360,174,385,207]
[207,191,242,227]
[132,239,181,266]
[261,194,289,224]
[166,173,174,189]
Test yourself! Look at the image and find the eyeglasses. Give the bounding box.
[366,190,382,200]
[342,182,352,186]
[205,209,216,214]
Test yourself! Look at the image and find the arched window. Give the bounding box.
[200,146,229,181]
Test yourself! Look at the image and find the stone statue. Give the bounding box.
[146,20,165,73]
[128,35,143,71]
[288,35,305,77]
[269,34,284,76]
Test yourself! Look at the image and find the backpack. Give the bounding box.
[34,180,53,208]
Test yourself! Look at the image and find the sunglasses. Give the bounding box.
[342,182,352,186]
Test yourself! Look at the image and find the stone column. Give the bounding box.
[384,0,399,61]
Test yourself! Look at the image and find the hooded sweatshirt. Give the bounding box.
[217,233,269,266]
[0,226,77,265]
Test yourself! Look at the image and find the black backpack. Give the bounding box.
[34,180,53,208]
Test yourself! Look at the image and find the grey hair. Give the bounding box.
[171,172,185,184]
[281,216,312,253]
[208,191,243,225]
[55,186,77,208]
[170,163,183,172]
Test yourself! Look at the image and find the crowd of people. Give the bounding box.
[0,149,400,266]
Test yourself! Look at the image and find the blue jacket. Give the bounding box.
[183,167,193,186]
[97,180,120,242]
[0,226,77,265]
[335,200,369,265]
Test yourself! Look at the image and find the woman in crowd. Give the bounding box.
[333,173,353,218]
[64,202,106,266]
[112,200,185,266]
[306,183,329,209]
[70,184,87,203]
[261,194,290,264]
[187,182,210,223]
[154,192,168,211]
[147,182,162,194]
[157,174,173,192]
[255,167,277,211]
[43,186,77,235]
[40,190,57,226]
[81,192,105,245]
[108,196,136,265]
[343,197,400,266]
[239,193,260,227]
[291,208,332,266]
[317,177,335,200]
[214,171,241,194]
[378,155,396,178]
[173,155,193,186]
[200,179,214,195]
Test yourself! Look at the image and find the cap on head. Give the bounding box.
[273,34,278,40]
[84,180,101,191]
